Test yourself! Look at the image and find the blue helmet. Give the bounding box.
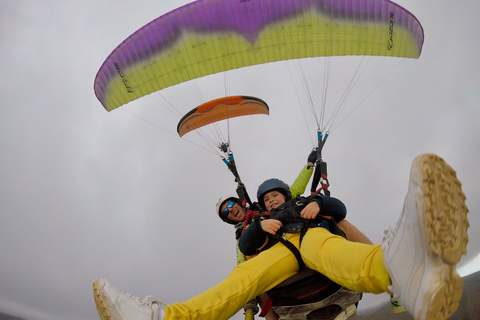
[257,178,292,210]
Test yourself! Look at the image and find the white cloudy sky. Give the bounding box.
[1,1,479,320]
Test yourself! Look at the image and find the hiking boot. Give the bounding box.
[382,154,469,320]
[93,278,165,320]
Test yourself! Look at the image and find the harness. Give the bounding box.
[260,209,361,320]
[251,197,361,319]
[262,196,340,270]
[265,273,362,320]
[267,197,318,270]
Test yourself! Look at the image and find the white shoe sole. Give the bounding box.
[410,154,469,320]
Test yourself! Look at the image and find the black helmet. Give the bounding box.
[257,178,292,210]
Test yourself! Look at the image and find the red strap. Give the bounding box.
[259,299,273,317]
[241,210,257,235]
[242,210,268,261]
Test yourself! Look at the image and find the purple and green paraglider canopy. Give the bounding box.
[94,0,424,112]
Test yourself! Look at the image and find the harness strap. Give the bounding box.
[311,160,330,196]
[272,233,306,271]
[299,221,309,246]
[236,183,253,207]
[241,210,262,234]
[268,197,314,270]
[259,299,273,317]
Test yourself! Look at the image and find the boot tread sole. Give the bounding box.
[414,154,469,320]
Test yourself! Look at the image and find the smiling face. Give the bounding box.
[220,200,247,223]
[263,190,286,211]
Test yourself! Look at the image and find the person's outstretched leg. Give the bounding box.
[301,153,469,320]
[382,153,468,320]
[300,228,390,293]
[94,234,301,320]
[337,219,373,244]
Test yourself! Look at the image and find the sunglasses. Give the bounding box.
[222,201,236,218]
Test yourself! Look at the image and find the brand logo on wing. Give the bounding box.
[388,12,394,50]
[115,62,133,93]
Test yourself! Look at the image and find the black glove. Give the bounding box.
[308,149,317,164]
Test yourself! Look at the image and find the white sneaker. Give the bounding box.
[93,278,165,320]
[382,154,469,320]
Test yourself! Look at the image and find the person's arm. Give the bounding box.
[290,150,317,197]
[290,164,314,197]
[238,219,270,256]
[304,195,347,222]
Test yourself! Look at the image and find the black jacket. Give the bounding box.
[238,195,346,256]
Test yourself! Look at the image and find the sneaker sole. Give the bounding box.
[93,279,121,320]
[413,154,469,320]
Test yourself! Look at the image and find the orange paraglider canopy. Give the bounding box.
[177,96,269,137]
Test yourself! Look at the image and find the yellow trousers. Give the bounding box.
[165,228,390,320]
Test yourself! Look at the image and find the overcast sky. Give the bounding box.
[1,1,479,320]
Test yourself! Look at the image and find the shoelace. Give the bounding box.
[382,225,394,245]
[383,208,407,247]
[123,291,166,308]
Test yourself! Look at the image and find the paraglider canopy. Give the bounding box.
[94,0,424,112]
[177,96,269,137]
